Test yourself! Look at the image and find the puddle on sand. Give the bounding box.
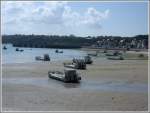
[2,78,147,93]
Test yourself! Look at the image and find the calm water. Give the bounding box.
[2,44,87,64]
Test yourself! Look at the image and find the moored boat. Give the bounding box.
[35,54,50,61]
[107,56,124,60]
[65,59,86,69]
[3,46,7,50]
[48,69,81,83]
[55,49,63,53]
[105,51,122,56]
[84,55,93,64]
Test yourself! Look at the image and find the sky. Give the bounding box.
[1,1,148,37]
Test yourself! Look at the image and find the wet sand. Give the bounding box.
[2,57,148,111]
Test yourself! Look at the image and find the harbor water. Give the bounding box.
[2,44,87,64]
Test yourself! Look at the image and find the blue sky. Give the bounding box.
[1,1,148,37]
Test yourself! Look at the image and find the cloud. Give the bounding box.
[1,1,110,35]
[62,6,109,28]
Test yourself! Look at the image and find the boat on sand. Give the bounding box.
[48,69,81,83]
[64,59,86,69]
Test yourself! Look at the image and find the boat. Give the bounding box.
[87,53,97,56]
[105,51,122,56]
[15,48,24,52]
[107,56,124,60]
[59,51,63,53]
[103,49,108,53]
[55,49,63,53]
[35,54,50,61]
[35,56,43,61]
[87,52,98,57]
[84,55,93,64]
[55,49,58,53]
[105,53,115,56]
[88,51,99,57]
[48,69,81,83]
[16,48,19,51]
[43,54,50,61]
[64,59,86,69]
[3,46,7,50]
[20,49,24,52]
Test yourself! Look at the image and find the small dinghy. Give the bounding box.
[48,69,81,83]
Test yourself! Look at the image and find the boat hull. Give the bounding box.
[48,71,81,83]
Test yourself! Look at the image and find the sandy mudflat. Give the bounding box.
[2,57,148,111]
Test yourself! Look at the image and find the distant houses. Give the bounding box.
[95,37,148,49]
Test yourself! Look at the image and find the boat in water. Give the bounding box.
[16,48,24,52]
[3,46,7,50]
[35,54,50,61]
[55,49,63,53]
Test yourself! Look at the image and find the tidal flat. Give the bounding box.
[2,52,148,111]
